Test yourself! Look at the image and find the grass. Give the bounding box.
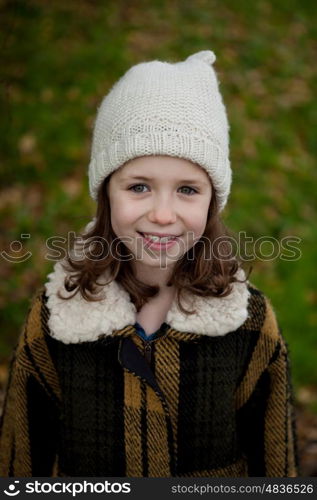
[0,0,316,393]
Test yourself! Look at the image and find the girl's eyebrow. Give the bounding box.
[120,175,209,186]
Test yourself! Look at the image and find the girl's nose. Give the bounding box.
[148,201,177,225]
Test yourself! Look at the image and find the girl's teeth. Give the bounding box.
[144,234,175,242]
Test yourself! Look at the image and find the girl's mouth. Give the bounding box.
[137,232,179,250]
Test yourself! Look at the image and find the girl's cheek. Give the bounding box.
[112,198,134,218]
[189,208,209,227]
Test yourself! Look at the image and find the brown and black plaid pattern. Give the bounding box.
[0,285,299,477]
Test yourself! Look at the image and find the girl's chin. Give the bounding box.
[135,259,178,271]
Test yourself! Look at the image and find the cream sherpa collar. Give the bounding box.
[44,260,250,344]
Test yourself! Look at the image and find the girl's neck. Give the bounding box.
[132,262,174,289]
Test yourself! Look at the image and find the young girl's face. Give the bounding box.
[107,155,212,280]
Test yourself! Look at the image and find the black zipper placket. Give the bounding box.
[139,329,177,475]
[141,328,169,367]
[143,340,153,365]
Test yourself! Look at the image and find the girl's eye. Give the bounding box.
[179,186,198,195]
[129,184,149,193]
[128,184,198,195]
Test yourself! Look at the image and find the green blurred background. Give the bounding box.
[1,0,316,411]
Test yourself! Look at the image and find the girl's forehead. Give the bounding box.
[114,155,211,182]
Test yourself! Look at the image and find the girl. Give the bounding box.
[0,50,299,477]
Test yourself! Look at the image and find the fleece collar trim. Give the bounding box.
[44,260,250,344]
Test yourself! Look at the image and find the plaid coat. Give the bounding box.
[0,262,299,477]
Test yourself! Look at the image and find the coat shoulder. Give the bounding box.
[16,286,49,356]
[243,281,280,343]
[13,287,61,400]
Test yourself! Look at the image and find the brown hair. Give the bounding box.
[59,175,250,315]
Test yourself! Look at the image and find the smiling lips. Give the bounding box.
[139,231,180,239]
[138,232,179,248]
[138,233,179,244]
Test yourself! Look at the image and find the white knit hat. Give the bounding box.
[88,50,232,212]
